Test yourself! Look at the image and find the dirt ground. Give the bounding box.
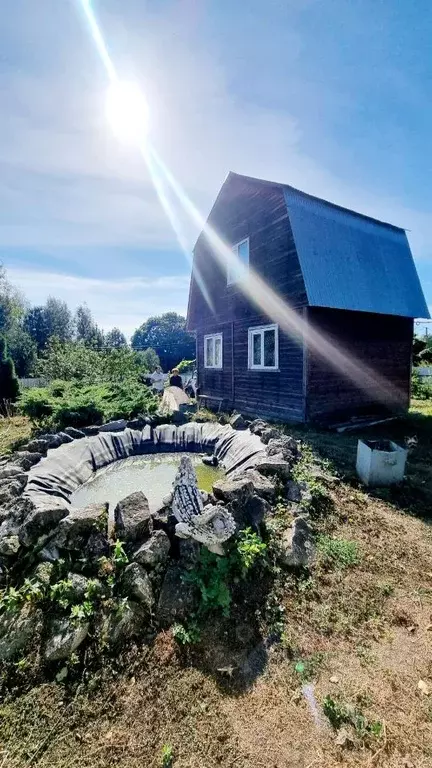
[0,408,431,768]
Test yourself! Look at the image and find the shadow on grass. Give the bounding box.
[282,400,432,523]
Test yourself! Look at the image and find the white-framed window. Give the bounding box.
[227,237,249,285]
[204,333,223,369]
[248,324,279,371]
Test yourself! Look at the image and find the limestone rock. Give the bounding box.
[123,563,154,610]
[12,451,43,471]
[38,542,60,562]
[0,465,26,481]
[44,618,89,662]
[133,530,170,568]
[178,539,200,568]
[105,599,147,645]
[256,455,291,480]
[286,480,308,503]
[25,439,49,456]
[63,427,86,439]
[212,477,254,505]
[0,608,42,661]
[37,433,64,449]
[67,573,93,601]
[157,564,198,627]
[229,469,276,501]
[267,436,299,461]
[33,561,54,586]
[99,419,127,432]
[114,492,153,543]
[249,419,268,436]
[230,413,247,430]
[6,495,36,523]
[0,479,26,506]
[244,494,270,528]
[82,425,100,436]
[19,505,68,548]
[57,432,74,444]
[260,427,281,444]
[52,503,108,551]
[280,517,315,568]
[0,535,20,556]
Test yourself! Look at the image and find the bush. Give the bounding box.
[20,379,159,430]
[0,335,19,411]
[411,369,432,400]
[176,358,195,373]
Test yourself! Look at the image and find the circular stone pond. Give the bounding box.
[71,453,225,512]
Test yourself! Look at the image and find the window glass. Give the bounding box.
[228,239,249,284]
[205,337,213,367]
[214,336,222,368]
[263,329,276,368]
[253,333,261,366]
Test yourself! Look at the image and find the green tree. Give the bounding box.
[105,327,127,348]
[138,347,161,372]
[24,306,51,351]
[44,296,74,342]
[0,264,27,333]
[131,313,195,372]
[75,304,104,349]
[36,338,102,381]
[6,325,37,377]
[0,336,19,411]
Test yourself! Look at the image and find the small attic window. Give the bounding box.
[227,238,249,285]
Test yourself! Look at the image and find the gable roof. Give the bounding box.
[223,173,430,319]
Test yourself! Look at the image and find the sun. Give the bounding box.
[106,80,149,144]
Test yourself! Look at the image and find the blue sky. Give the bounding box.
[1,0,431,336]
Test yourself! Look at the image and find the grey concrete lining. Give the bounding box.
[25,423,266,509]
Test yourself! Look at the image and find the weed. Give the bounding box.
[317,536,360,569]
[112,540,129,567]
[294,652,325,681]
[161,743,173,767]
[0,580,45,614]
[236,528,267,573]
[172,622,201,645]
[50,579,74,609]
[377,581,394,597]
[70,601,94,623]
[323,695,383,740]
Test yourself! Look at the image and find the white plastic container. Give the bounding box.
[356,439,407,487]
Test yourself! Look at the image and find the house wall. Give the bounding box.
[305,307,413,422]
[190,176,308,422]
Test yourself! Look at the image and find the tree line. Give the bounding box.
[0,264,195,381]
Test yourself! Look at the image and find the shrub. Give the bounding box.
[20,379,159,430]
[317,536,360,569]
[411,369,432,400]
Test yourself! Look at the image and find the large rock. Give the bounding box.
[44,618,89,662]
[12,451,43,471]
[33,561,54,586]
[57,432,74,444]
[249,419,268,436]
[157,564,198,627]
[63,427,86,439]
[114,492,153,543]
[133,530,170,568]
[0,478,27,505]
[82,425,100,436]
[0,608,42,661]
[0,465,26,481]
[25,439,49,456]
[267,436,299,461]
[123,563,154,611]
[286,480,311,504]
[280,517,315,568]
[19,505,68,548]
[52,503,108,552]
[230,413,247,430]
[37,433,64,449]
[105,599,147,645]
[256,455,291,480]
[67,573,95,601]
[212,477,254,505]
[260,427,281,444]
[229,469,276,502]
[243,495,270,528]
[99,419,127,432]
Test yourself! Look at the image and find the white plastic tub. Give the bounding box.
[356,439,407,487]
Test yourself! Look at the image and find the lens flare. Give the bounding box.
[78,0,406,411]
[106,81,149,144]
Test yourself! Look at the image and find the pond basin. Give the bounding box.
[71,453,225,512]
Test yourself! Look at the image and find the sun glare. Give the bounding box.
[106,81,149,144]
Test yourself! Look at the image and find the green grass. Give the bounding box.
[0,414,31,455]
[282,400,432,519]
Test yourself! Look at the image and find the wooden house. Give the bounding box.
[186,173,429,423]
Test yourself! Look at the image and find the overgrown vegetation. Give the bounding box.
[323,694,383,742]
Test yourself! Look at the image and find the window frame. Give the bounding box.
[227,237,250,285]
[248,323,279,371]
[203,332,223,370]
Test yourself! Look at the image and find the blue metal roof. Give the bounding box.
[283,186,430,318]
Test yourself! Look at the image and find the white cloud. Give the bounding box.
[7,268,190,338]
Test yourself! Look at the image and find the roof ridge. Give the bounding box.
[228,171,406,233]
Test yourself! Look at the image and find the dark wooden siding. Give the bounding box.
[197,322,233,403]
[305,308,413,422]
[188,175,308,329]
